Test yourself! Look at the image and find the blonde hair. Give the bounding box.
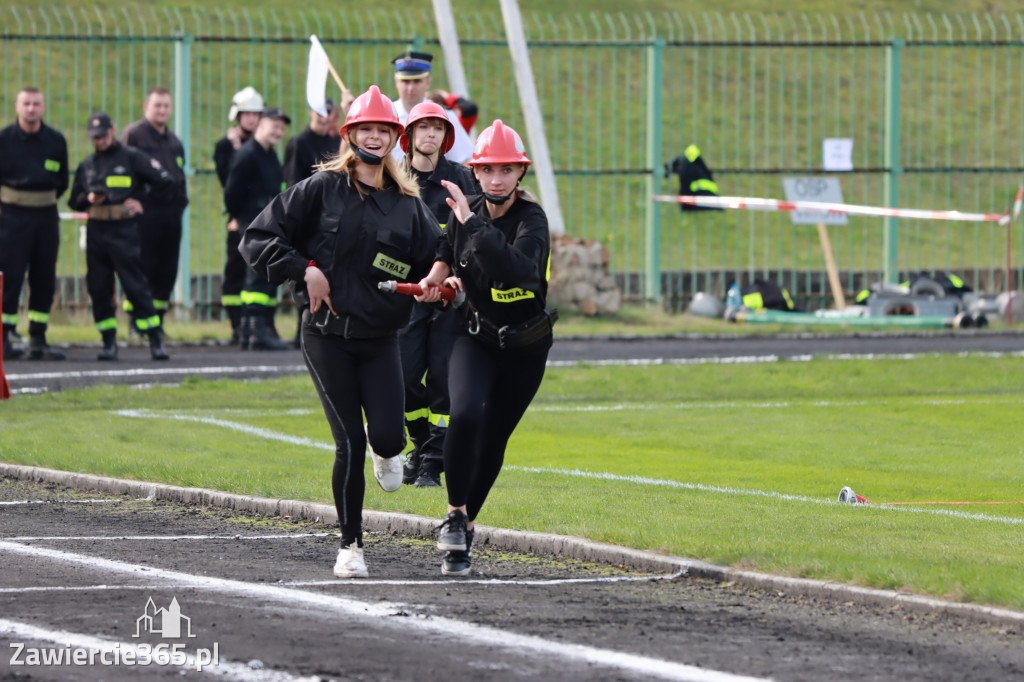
[316,127,420,199]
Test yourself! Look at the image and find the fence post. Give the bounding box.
[173,32,193,312]
[645,38,665,302]
[883,37,903,284]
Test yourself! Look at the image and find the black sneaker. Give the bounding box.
[414,460,442,488]
[442,529,474,577]
[402,448,422,485]
[437,509,467,551]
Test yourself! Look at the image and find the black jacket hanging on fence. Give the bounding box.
[665,144,722,212]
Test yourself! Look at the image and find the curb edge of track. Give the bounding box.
[3,462,1022,628]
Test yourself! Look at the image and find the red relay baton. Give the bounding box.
[378,280,462,304]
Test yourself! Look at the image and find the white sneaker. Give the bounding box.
[366,423,402,492]
[333,546,368,578]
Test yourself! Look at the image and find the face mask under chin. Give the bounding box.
[483,191,514,205]
[353,145,385,165]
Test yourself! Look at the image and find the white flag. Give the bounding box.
[307,35,330,118]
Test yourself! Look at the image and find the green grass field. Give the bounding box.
[3,353,1023,610]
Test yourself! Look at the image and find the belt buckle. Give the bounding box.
[468,310,480,336]
[497,325,509,349]
[313,308,333,334]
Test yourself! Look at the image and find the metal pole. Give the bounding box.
[432,0,469,98]
[645,38,665,302]
[498,0,565,236]
[883,38,903,284]
[173,32,193,312]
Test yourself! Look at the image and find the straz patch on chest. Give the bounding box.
[491,287,535,302]
[372,252,411,279]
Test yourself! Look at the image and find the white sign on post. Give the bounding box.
[782,177,848,226]
[822,138,853,171]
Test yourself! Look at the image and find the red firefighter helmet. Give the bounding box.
[469,119,531,167]
[400,101,455,154]
[341,85,403,138]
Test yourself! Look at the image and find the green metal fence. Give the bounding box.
[3,7,1024,315]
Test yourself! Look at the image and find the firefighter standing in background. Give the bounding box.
[67,112,173,361]
[0,87,69,361]
[119,87,189,330]
[398,101,478,488]
[213,86,263,344]
[416,120,556,576]
[223,107,291,351]
[240,85,441,578]
[389,51,473,164]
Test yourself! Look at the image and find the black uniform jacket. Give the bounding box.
[283,127,338,187]
[120,119,188,208]
[436,194,550,329]
[407,155,478,226]
[213,134,239,189]
[0,120,69,199]
[67,142,174,213]
[239,170,443,334]
[223,139,284,230]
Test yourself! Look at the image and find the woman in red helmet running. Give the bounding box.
[240,85,441,579]
[416,119,556,576]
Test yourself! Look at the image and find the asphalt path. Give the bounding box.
[2,479,1022,682]
[6,330,1024,394]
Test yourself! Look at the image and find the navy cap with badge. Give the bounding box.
[392,51,433,80]
[87,112,113,137]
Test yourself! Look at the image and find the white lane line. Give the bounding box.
[6,533,334,541]
[0,499,122,506]
[113,409,1024,527]
[285,571,685,587]
[5,364,307,381]
[548,350,1024,368]
[0,618,306,681]
[0,585,165,594]
[0,541,769,682]
[503,466,1024,526]
[0,572,681,593]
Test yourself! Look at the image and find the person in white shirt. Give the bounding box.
[389,50,473,164]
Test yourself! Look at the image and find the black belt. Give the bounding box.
[305,308,396,339]
[466,304,557,350]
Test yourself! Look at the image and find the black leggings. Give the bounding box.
[444,333,550,522]
[301,326,405,546]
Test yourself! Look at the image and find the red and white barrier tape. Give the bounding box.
[652,191,1022,226]
[59,212,89,221]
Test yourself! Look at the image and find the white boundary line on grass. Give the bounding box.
[5,533,334,541]
[114,409,1024,527]
[0,541,769,682]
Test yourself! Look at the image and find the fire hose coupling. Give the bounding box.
[377,280,465,307]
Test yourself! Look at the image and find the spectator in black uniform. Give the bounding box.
[67,112,173,361]
[283,98,341,347]
[213,86,263,344]
[0,87,69,361]
[397,101,478,488]
[120,87,189,329]
[416,120,556,577]
[283,98,340,187]
[223,106,291,351]
[240,85,441,579]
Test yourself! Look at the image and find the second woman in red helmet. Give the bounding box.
[239,85,442,579]
[416,119,556,576]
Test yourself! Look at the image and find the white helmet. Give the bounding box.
[228,86,264,121]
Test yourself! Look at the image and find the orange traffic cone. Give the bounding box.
[1,272,12,400]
